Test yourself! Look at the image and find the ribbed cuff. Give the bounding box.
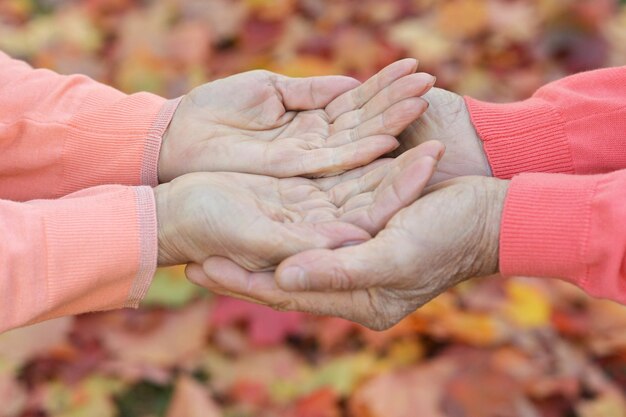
[127,186,158,307]
[465,96,576,179]
[61,94,182,195]
[499,173,598,288]
[32,185,157,321]
[143,97,183,186]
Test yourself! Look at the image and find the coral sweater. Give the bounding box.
[466,66,626,303]
[0,51,180,331]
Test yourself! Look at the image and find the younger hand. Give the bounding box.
[158,59,436,181]
[156,141,445,271]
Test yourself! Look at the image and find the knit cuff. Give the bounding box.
[61,94,182,195]
[31,185,157,322]
[499,173,598,288]
[465,96,575,179]
[143,97,183,186]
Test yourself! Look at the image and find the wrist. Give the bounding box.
[459,98,492,178]
[157,96,188,184]
[154,182,177,266]
[480,177,508,276]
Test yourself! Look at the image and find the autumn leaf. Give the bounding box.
[166,376,222,417]
[211,297,304,348]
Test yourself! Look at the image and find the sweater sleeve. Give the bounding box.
[499,169,626,304]
[465,66,626,179]
[0,50,181,201]
[0,185,157,333]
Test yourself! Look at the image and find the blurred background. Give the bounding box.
[1,0,626,416]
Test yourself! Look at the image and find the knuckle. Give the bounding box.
[328,265,355,291]
[351,87,364,108]
[349,127,361,144]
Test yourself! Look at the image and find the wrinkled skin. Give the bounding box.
[156,141,445,272]
[158,59,436,182]
[186,176,509,330]
[396,87,492,184]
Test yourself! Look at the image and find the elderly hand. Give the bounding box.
[155,141,444,271]
[185,176,508,330]
[158,59,436,182]
[396,87,492,184]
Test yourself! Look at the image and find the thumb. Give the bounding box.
[275,235,398,292]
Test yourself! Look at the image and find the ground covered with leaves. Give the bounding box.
[2,1,626,416]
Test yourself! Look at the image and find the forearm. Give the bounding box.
[0,50,180,201]
[499,169,626,304]
[0,185,157,333]
[465,66,626,178]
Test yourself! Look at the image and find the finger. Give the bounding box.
[332,72,436,132]
[328,140,444,207]
[325,97,429,148]
[275,75,361,110]
[190,258,379,326]
[340,155,436,234]
[292,135,399,178]
[276,235,400,292]
[325,58,418,122]
[257,221,372,268]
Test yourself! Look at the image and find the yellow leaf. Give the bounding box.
[503,280,551,328]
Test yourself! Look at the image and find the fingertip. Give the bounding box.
[417,140,446,161]
[185,263,207,286]
[399,58,418,73]
[314,221,372,249]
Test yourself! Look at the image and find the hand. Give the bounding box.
[158,59,436,182]
[155,141,444,270]
[185,176,508,330]
[396,87,492,184]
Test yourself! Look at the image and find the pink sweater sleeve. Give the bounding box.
[499,170,626,304]
[0,185,157,332]
[465,68,626,303]
[0,50,181,201]
[465,66,626,178]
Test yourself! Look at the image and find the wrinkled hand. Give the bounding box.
[186,176,508,330]
[396,87,492,184]
[158,59,436,182]
[156,141,444,271]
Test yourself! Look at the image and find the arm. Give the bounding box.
[466,66,626,178]
[399,67,626,183]
[1,141,441,333]
[0,185,156,332]
[0,53,435,200]
[0,51,176,201]
[186,169,626,329]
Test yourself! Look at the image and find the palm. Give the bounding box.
[157,142,443,270]
[397,87,492,184]
[159,60,437,180]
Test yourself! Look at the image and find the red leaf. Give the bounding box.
[211,297,304,347]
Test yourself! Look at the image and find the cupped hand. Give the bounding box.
[396,87,492,184]
[185,175,508,330]
[158,59,436,182]
[156,140,445,271]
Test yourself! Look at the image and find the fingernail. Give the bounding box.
[280,266,307,291]
[340,239,368,248]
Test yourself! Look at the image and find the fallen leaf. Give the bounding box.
[166,376,222,417]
